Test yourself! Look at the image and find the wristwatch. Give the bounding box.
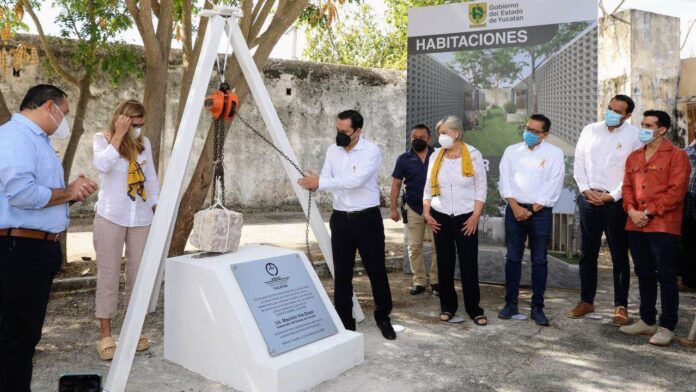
[643,209,653,218]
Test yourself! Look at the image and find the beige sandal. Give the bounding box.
[137,335,150,352]
[97,336,117,361]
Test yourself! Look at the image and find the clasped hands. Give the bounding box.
[68,173,98,202]
[583,190,614,206]
[628,208,650,228]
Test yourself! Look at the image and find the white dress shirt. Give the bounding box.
[573,121,642,201]
[499,141,565,207]
[423,145,487,216]
[93,134,160,227]
[318,137,381,211]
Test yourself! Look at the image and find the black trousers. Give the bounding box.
[577,195,631,306]
[628,231,679,331]
[431,209,483,319]
[330,208,392,330]
[678,219,696,288]
[0,237,61,392]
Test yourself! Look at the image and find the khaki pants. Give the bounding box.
[406,204,438,286]
[93,214,150,319]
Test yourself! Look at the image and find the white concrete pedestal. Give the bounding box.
[164,245,364,392]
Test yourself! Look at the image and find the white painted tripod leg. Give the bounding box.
[688,315,696,342]
[147,255,165,313]
[225,20,364,322]
[103,15,227,392]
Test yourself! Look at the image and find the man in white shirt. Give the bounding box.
[299,110,395,340]
[569,94,642,325]
[497,114,565,326]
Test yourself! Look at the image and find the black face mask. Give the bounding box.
[411,139,428,152]
[336,132,352,147]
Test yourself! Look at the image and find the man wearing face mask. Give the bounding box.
[390,124,439,296]
[299,110,395,340]
[619,110,690,346]
[498,114,565,326]
[569,94,642,325]
[0,84,98,390]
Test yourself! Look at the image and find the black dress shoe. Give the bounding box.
[377,321,396,340]
[531,307,550,326]
[409,285,426,295]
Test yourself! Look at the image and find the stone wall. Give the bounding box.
[0,35,406,212]
[676,58,696,145]
[599,10,682,144]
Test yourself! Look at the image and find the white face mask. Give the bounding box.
[130,126,142,139]
[438,134,454,149]
[48,108,70,139]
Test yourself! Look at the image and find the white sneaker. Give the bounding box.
[619,319,657,336]
[649,327,676,346]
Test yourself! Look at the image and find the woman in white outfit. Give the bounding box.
[92,100,159,360]
[423,116,487,326]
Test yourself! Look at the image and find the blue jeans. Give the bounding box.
[504,205,552,308]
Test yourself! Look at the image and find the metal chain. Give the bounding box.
[235,114,315,260]
[211,117,226,206]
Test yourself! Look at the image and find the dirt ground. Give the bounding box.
[32,264,696,391]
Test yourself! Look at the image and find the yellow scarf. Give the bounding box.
[430,143,474,197]
[127,150,147,202]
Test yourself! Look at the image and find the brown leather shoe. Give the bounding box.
[612,306,630,326]
[567,302,594,319]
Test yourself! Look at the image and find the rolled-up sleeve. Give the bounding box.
[473,150,487,202]
[93,134,122,173]
[423,153,435,201]
[0,138,51,210]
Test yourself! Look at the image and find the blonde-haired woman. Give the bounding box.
[423,115,487,326]
[93,100,159,360]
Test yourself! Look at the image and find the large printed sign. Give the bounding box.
[407,0,598,218]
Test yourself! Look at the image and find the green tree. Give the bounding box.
[303,0,462,69]
[22,0,137,184]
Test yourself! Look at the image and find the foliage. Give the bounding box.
[484,174,505,217]
[462,107,521,156]
[51,0,138,86]
[303,0,464,69]
[303,4,403,69]
[504,101,517,114]
[449,48,522,89]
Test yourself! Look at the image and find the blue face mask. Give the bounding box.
[604,110,623,127]
[639,128,655,144]
[523,129,539,147]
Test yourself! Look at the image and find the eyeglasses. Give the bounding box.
[526,128,547,136]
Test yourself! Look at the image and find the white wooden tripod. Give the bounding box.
[104,7,364,391]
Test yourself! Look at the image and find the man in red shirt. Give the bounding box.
[619,110,691,346]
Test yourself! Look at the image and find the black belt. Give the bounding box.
[333,206,380,218]
[590,188,610,194]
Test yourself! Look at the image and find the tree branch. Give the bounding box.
[126,0,162,64]
[182,0,193,59]
[22,0,79,87]
[155,0,174,61]
[248,0,277,44]
[240,0,255,41]
[152,0,161,19]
